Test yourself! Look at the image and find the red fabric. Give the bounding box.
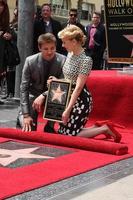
[87,70,133,129]
[0,128,128,155]
[0,137,10,142]
[0,128,132,199]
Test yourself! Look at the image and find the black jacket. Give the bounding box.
[85,23,106,55]
[33,18,62,54]
[0,27,17,72]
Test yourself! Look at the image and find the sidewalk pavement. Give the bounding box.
[71,174,133,200]
[0,98,20,128]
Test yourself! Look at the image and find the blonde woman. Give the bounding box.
[48,25,122,142]
[55,25,92,135]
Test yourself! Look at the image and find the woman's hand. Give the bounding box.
[3,32,12,40]
[62,109,71,125]
[32,94,45,112]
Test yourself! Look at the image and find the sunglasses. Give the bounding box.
[70,14,77,17]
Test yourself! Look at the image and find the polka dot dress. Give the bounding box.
[58,51,93,136]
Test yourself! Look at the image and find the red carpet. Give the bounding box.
[0,127,133,199]
[0,70,133,199]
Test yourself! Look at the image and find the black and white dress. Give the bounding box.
[58,51,93,136]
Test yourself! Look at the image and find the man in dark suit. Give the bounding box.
[62,8,85,34]
[18,33,66,132]
[85,11,106,70]
[33,3,62,54]
[61,8,86,55]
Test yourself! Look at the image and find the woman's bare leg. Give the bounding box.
[78,125,114,138]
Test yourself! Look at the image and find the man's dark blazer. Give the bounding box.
[33,18,62,54]
[20,52,66,114]
[85,23,106,55]
[85,23,106,69]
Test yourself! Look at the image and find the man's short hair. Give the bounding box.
[69,8,77,14]
[41,3,52,11]
[38,33,57,47]
[93,11,101,18]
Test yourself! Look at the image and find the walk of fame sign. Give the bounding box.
[43,79,72,122]
[104,0,133,64]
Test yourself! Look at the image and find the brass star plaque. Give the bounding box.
[43,79,72,122]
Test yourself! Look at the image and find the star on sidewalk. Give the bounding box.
[123,34,133,57]
[0,147,54,166]
[51,84,66,103]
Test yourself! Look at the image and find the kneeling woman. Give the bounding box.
[57,25,121,142]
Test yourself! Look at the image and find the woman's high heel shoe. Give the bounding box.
[106,122,122,143]
[95,120,111,139]
[95,120,123,142]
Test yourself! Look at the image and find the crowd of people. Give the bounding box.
[0,1,122,143]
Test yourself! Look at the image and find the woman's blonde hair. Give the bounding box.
[58,25,86,46]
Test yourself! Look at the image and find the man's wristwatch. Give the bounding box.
[42,91,48,97]
[23,114,30,118]
[42,93,46,97]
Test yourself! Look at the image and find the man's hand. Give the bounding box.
[32,94,45,112]
[22,116,35,132]
[47,76,57,86]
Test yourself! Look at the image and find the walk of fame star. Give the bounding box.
[0,147,54,166]
[123,35,133,57]
[51,84,66,103]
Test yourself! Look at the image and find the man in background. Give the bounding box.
[62,8,85,34]
[33,3,62,54]
[85,11,106,70]
[62,8,86,55]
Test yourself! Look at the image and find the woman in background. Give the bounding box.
[0,0,17,99]
[0,0,10,103]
